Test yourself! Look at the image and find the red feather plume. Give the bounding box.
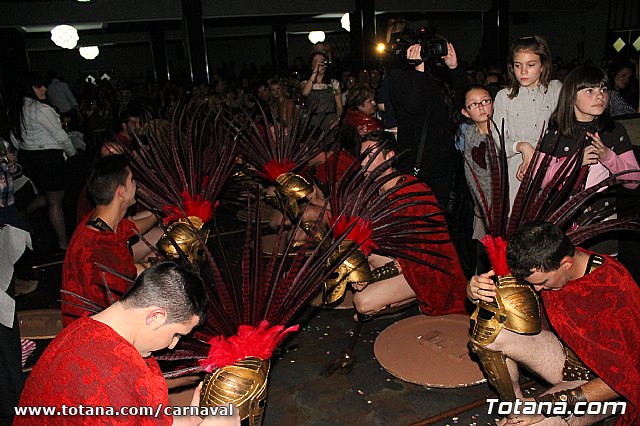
[199,320,299,371]
[162,190,218,224]
[481,235,510,276]
[330,215,378,256]
[261,159,296,181]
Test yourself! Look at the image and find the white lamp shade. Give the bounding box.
[51,25,79,49]
[79,46,99,60]
[308,31,326,44]
[341,13,350,32]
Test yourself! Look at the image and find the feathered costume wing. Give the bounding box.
[324,141,455,271]
[128,103,240,223]
[158,106,373,376]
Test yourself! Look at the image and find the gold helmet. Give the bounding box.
[157,216,210,267]
[200,357,269,425]
[469,274,541,346]
[323,241,372,304]
[275,172,313,201]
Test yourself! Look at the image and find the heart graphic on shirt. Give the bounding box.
[471,141,487,170]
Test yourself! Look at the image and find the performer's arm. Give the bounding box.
[534,378,621,417]
[130,210,159,234]
[581,378,621,402]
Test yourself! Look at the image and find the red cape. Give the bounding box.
[15,317,171,425]
[313,150,357,187]
[393,176,468,315]
[62,213,138,326]
[542,250,640,426]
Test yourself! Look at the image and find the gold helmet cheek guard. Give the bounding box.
[200,357,269,425]
[469,274,541,402]
[157,216,210,266]
[323,241,372,304]
[274,172,313,219]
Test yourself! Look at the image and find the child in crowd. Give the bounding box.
[540,64,639,192]
[539,65,640,258]
[492,35,562,207]
[460,85,494,273]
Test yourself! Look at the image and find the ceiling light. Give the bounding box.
[308,31,326,44]
[79,46,99,60]
[341,13,350,32]
[51,25,79,49]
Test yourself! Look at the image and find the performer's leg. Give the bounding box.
[505,357,524,399]
[487,328,565,387]
[352,274,416,316]
[367,253,396,269]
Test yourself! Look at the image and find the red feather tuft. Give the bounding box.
[162,191,217,224]
[480,235,510,276]
[199,321,299,371]
[331,215,379,256]
[262,159,296,181]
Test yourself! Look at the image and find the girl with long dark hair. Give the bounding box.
[9,72,76,251]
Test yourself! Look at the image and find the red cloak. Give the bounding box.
[313,150,357,187]
[62,213,138,326]
[542,249,640,426]
[393,176,468,315]
[15,317,171,425]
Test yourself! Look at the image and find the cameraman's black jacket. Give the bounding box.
[388,65,468,204]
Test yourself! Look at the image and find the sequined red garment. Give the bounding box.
[15,317,171,425]
[394,176,468,315]
[542,250,640,426]
[342,109,383,137]
[62,213,137,326]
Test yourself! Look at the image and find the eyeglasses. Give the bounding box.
[466,98,492,110]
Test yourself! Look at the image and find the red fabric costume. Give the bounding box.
[342,109,383,137]
[62,213,138,326]
[75,185,93,226]
[313,150,357,187]
[542,249,640,426]
[393,176,468,315]
[15,317,171,425]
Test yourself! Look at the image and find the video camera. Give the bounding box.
[388,26,448,62]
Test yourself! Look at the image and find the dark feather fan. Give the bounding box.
[234,105,331,182]
[128,102,240,219]
[324,142,455,271]
[470,119,640,247]
[156,111,373,376]
[157,187,372,375]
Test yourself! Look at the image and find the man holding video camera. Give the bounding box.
[387,27,474,277]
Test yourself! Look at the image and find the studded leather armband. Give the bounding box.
[534,387,588,417]
[370,261,401,283]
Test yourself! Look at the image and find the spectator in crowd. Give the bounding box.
[492,35,562,209]
[9,72,76,252]
[46,70,78,117]
[608,60,638,116]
